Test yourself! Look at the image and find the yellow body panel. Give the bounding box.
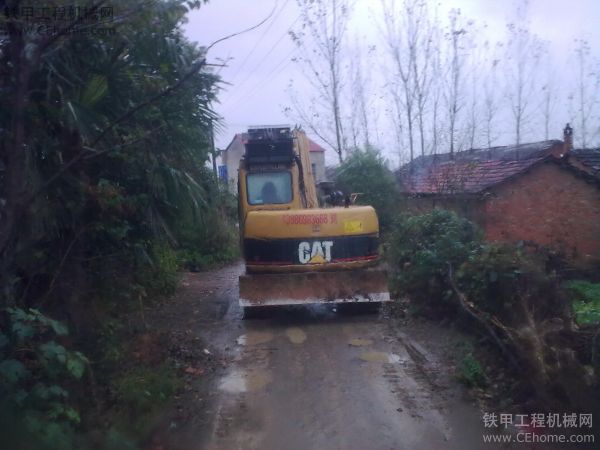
[243,206,379,239]
[295,131,319,209]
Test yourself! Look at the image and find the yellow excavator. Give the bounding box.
[237,126,390,315]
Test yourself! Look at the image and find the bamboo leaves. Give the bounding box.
[80,75,108,107]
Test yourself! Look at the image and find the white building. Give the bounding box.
[218,132,327,192]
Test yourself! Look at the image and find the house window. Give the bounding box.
[218,165,228,181]
[311,163,317,176]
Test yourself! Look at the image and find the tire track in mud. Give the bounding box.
[208,331,276,450]
[381,320,456,442]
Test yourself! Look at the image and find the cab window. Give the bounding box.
[247,171,292,205]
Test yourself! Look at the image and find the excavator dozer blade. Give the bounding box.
[239,267,390,307]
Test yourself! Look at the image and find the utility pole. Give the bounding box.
[209,121,218,179]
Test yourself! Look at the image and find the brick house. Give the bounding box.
[218,131,327,192]
[396,126,600,264]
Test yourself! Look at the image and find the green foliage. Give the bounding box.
[458,243,569,327]
[334,149,400,230]
[1,0,226,447]
[454,244,524,316]
[565,280,600,325]
[0,308,87,450]
[387,210,593,407]
[175,184,240,271]
[140,242,180,297]
[112,365,181,420]
[387,209,481,307]
[565,280,600,303]
[2,0,223,309]
[387,210,564,321]
[455,341,486,387]
[97,319,126,366]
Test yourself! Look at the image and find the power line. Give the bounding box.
[222,46,298,113]
[226,13,301,99]
[229,0,291,83]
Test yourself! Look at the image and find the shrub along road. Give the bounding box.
[144,262,577,450]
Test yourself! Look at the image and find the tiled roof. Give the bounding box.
[308,139,326,152]
[397,141,563,195]
[572,148,600,176]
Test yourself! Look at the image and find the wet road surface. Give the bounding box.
[161,263,524,450]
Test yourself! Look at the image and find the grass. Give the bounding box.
[454,341,487,387]
[564,280,600,325]
[112,365,181,418]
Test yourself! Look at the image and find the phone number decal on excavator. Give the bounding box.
[282,213,337,225]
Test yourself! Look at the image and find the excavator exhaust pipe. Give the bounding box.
[239,267,390,307]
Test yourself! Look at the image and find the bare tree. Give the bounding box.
[482,40,502,149]
[429,13,444,155]
[573,38,600,148]
[504,5,545,146]
[349,39,372,150]
[381,0,417,162]
[409,1,434,158]
[390,89,406,165]
[444,9,468,157]
[539,69,558,141]
[464,30,483,150]
[285,81,340,152]
[289,0,351,163]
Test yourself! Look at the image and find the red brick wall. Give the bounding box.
[484,162,600,262]
[404,196,485,225]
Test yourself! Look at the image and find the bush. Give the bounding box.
[139,242,180,297]
[387,209,481,309]
[388,210,591,409]
[458,243,572,324]
[0,308,87,450]
[110,365,181,439]
[112,365,180,417]
[565,280,600,325]
[455,341,487,387]
[174,185,239,272]
[334,150,400,231]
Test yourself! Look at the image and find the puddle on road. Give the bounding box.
[359,351,403,364]
[349,338,373,347]
[219,371,246,393]
[246,369,272,391]
[219,369,272,393]
[236,331,274,346]
[285,327,307,344]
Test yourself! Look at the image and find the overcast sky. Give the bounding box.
[183,0,600,165]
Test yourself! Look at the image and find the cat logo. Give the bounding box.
[298,240,333,264]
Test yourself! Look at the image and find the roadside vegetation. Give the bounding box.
[336,151,599,413]
[334,149,399,232]
[0,1,238,448]
[387,210,599,411]
[565,280,600,326]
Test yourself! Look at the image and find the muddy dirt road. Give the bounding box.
[153,263,523,450]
